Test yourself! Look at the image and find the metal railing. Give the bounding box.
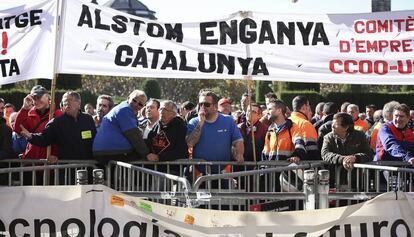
[109,160,326,210]
[2,159,414,211]
[0,159,98,185]
[326,161,414,206]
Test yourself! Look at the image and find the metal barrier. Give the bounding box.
[3,158,414,211]
[107,160,193,207]
[190,162,324,211]
[0,159,98,185]
[326,161,414,207]
[109,160,326,211]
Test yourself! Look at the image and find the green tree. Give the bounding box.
[255,80,273,103]
[57,74,82,90]
[142,79,161,99]
[283,82,320,91]
[341,84,364,93]
[0,83,15,89]
[401,85,414,92]
[37,79,51,90]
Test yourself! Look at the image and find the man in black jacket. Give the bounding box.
[146,100,188,174]
[316,102,338,149]
[0,116,14,159]
[0,100,16,186]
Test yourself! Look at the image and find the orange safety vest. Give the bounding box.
[354,118,369,132]
[290,112,318,151]
[370,122,382,151]
[262,119,306,161]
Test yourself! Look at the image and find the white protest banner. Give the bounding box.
[58,0,414,84]
[0,0,57,85]
[0,185,413,236]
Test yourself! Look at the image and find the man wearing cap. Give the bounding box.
[19,91,96,161]
[218,97,232,116]
[13,85,63,160]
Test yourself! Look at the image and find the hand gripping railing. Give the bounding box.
[328,161,414,206]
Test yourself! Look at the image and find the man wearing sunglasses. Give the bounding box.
[186,90,244,174]
[93,90,150,165]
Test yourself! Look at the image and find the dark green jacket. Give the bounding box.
[321,129,372,165]
[321,129,373,189]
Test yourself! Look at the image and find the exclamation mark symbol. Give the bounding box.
[1,32,8,55]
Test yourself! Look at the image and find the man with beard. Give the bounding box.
[93,95,114,129]
[13,86,63,161]
[262,100,306,163]
[187,90,244,174]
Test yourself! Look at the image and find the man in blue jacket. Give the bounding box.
[375,103,414,165]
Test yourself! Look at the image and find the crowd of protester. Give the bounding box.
[1,85,414,188]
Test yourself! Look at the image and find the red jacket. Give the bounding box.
[375,122,414,161]
[13,107,63,159]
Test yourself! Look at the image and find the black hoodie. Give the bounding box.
[146,116,188,161]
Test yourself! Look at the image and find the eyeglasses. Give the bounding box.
[199,102,212,108]
[132,98,144,107]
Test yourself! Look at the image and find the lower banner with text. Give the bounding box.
[0,185,413,236]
